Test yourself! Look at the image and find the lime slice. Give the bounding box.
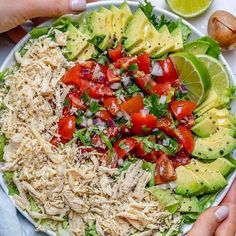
[197,55,229,99]
[170,52,211,105]
[166,0,213,18]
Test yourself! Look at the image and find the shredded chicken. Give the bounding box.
[0,33,181,236]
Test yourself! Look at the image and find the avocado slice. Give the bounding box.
[187,158,235,176]
[88,11,112,51]
[124,8,149,50]
[175,166,207,196]
[195,90,220,116]
[119,2,133,26]
[149,187,182,213]
[65,24,89,61]
[178,197,200,213]
[151,25,175,58]
[184,41,210,55]
[171,26,183,52]
[195,171,227,193]
[77,44,96,61]
[192,127,236,159]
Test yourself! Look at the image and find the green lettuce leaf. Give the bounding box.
[86,223,98,236]
[3,172,19,195]
[0,135,6,162]
[30,27,49,39]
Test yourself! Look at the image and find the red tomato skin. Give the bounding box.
[120,94,144,114]
[155,154,177,184]
[137,52,151,73]
[114,138,137,159]
[176,125,195,153]
[156,58,178,84]
[142,150,163,163]
[104,126,119,139]
[152,83,172,96]
[103,96,120,115]
[156,117,177,137]
[96,110,113,121]
[62,64,82,86]
[120,123,133,136]
[58,115,76,140]
[135,74,157,95]
[170,100,197,120]
[108,44,122,62]
[131,113,157,135]
[170,149,191,169]
[62,107,72,116]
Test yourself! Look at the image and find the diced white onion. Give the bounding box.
[159,95,167,104]
[122,76,130,87]
[151,62,163,76]
[158,184,169,190]
[118,158,124,167]
[168,181,176,189]
[87,118,93,126]
[85,110,93,117]
[140,108,149,115]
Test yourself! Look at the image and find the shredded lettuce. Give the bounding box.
[29,197,41,212]
[30,26,49,39]
[2,172,19,195]
[0,135,5,162]
[85,223,98,236]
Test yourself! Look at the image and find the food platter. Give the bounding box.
[0,1,235,235]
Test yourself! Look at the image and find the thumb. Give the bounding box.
[187,206,229,236]
[24,0,87,19]
[0,0,87,32]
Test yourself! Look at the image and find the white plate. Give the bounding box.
[0,1,235,235]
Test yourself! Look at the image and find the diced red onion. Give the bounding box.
[98,75,106,83]
[93,118,105,127]
[140,108,149,115]
[110,82,121,90]
[81,68,90,76]
[107,119,116,128]
[179,84,188,94]
[159,95,167,104]
[151,62,163,76]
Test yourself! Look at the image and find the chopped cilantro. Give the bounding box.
[126,83,141,95]
[81,93,90,104]
[63,98,70,107]
[97,54,108,65]
[89,101,100,114]
[85,222,99,236]
[175,90,189,101]
[144,94,168,118]
[88,35,105,46]
[128,63,138,71]
[118,140,127,150]
[74,128,91,146]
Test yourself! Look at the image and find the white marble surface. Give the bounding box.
[0,0,235,235]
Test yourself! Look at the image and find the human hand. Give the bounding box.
[187,179,236,236]
[0,0,90,42]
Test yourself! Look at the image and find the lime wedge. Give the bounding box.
[170,53,211,105]
[166,0,213,18]
[197,55,229,100]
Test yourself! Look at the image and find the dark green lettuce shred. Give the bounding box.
[3,172,19,195]
[85,223,99,236]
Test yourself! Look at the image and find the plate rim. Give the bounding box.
[0,1,235,235]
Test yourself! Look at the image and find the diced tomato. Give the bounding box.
[142,150,163,163]
[132,136,156,157]
[96,110,113,121]
[91,134,106,149]
[135,74,157,94]
[62,107,72,116]
[183,114,195,128]
[62,64,82,86]
[120,94,144,114]
[156,58,178,84]
[81,60,96,68]
[170,148,191,169]
[114,57,138,70]
[156,117,177,137]
[58,115,76,140]
[120,123,133,136]
[155,154,177,184]
[152,83,172,96]
[103,96,120,115]
[67,91,87,110]
[50,136,68,146]
[114,137,137,159]
[107,68,120,83]
[137,52,151,73]
[170,100,197,121]
[131,113,157,135]
[108,44,122,62]
[176,125,195,153]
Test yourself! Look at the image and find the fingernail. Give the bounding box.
[70,0,86,11]
[215,206,229,221]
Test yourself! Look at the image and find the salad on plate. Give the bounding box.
[0,1,236,235]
